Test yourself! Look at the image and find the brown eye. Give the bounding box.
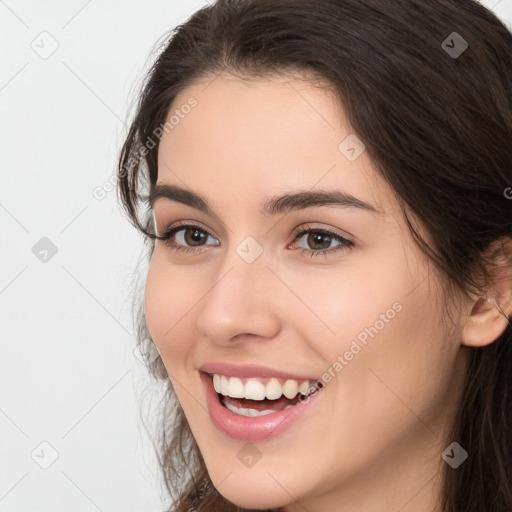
[182,227,208,246]
[158,224,220,252]
[305,232,333,250]
[292,225,354,258]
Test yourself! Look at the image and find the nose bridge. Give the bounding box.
[195,239,280,342]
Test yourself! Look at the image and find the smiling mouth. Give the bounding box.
[207,372,324,417]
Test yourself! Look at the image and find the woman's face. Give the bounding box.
[145,73,470,511]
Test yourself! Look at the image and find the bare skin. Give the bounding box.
[144,73,511,511]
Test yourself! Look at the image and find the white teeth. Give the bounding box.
[213,374,221,392]
[212,374,312,401]
[223,401,296,417]
[265,378,282,400]
[298,381,310,395]
[244,379,266,400]
[282,379,298,399]
[227,377,244,398]
[220,375,229,396]
[223,401,276,417]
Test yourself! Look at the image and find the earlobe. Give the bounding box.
[461,236,512,348]
[461,295,511,347]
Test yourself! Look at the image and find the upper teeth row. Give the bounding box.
[212,374,312,400]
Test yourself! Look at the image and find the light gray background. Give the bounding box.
[1,1,511,511]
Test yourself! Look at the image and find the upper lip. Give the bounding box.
[198,362,319,381]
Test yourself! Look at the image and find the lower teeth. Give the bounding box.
[223,399,294,417]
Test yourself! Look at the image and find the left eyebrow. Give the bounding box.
[148,184,383,216]
[260,189,383,216]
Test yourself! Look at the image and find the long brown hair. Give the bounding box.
[117,1,512,510]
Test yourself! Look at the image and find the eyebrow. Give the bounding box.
[148,183,382,217]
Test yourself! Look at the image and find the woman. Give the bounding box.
[117,1,512,510]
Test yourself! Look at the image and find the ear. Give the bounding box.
[461,236,512,348]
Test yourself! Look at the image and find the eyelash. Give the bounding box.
[155,222,354,258]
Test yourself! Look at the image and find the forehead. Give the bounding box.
[157,73,391,214]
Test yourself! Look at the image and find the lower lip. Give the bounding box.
[200,371,323,442]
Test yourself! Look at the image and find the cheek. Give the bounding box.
[324,282,451,443]
[144,256,168,344]
[143,252,203,357]
[285,253,449,417]
[272,252,414,358]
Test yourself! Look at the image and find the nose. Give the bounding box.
[195,249,281,345]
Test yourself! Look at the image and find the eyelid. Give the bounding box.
[155,218,219,240]
[152,211,223,239]
[291,222,353,242]
[289,224,354,256]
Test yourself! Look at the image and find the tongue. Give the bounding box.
[222,395,298,411]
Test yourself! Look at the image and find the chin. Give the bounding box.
[216,482,292,510]
[203,460,313,510]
